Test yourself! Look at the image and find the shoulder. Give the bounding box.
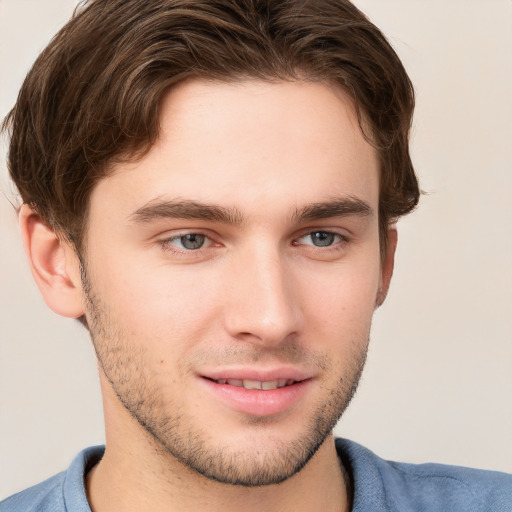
[336,438,512,512]
[0,472,66,512]
[0,446,104,512]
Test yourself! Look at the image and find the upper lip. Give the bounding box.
[199,367,312,383]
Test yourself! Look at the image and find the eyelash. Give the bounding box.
[294,231,349,249]
[159,232,213,254]
[158,230,350,256]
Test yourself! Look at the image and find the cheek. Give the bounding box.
[298,258,381,338]
[92,258,225,349]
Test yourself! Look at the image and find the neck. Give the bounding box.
[87,435,349,512]
[87,377,350,512]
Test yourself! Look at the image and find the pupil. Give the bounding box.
[181,234,205,250]
[312,232,334,247]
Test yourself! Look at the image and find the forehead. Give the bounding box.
[90,79,379,224]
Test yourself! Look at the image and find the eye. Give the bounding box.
[162,233,208,251]
[298,231,344,247]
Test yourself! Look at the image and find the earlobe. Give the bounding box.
[19,204,85,318]
[376,226,398,307]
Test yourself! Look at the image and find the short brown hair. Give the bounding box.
[3,0,419,252]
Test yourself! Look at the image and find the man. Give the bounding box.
[1,0,510,511]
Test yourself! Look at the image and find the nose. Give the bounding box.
[222,243,304,346]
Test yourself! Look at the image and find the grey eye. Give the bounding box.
[179,234,206,250]
[309,232,337,247]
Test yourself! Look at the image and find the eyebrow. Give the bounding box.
[129,196,374,225]
[129,198,244,225]
[293,197,374,223]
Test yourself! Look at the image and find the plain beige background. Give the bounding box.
[1,0,511,500]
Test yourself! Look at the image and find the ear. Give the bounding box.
[376,226,397,307]
[19,204,85,318]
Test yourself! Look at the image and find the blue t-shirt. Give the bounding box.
[1,439,511,511]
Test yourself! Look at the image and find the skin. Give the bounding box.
[21,79,396,512]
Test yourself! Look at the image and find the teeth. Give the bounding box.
[261,380,280,390]
[243,379,262,390]
[217,379,295,389]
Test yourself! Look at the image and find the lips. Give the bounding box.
[210,378,296,390]
[199,369,312,416]
[201,367,311,384]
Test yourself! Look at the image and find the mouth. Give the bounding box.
[206,378,298,390]
[199,371,312,416]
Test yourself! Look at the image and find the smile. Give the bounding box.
[213,379,296,390]
[200,373,312,417]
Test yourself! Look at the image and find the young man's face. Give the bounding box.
[79,79,392,485]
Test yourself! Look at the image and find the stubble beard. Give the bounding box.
[81,266,369,487]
